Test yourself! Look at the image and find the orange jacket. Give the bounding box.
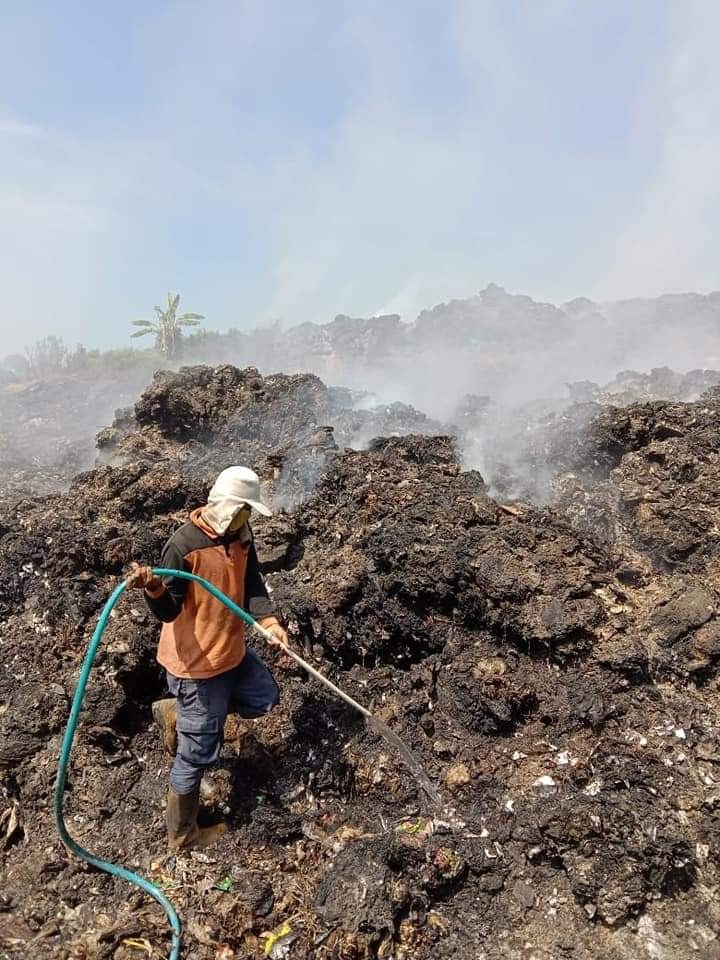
[145,508,278,679]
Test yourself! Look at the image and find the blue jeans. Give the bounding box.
[166,647,280,794]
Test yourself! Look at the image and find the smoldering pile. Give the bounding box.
[1,364,719,960]
[458,366,720,503]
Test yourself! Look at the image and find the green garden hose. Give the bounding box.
[54,568,274,960]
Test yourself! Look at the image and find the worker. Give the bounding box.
[127,466,288,850]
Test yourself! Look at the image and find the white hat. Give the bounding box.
[203,466,272,535]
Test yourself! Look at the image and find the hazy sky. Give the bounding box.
[1,1,718,354]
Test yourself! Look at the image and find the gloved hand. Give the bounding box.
[126,562,163,593]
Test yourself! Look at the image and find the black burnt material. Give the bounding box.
[0,365,718,959]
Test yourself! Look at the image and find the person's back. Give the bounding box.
[150,508,272,678]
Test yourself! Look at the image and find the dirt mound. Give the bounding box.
[1,365,719,960]
[560,388,720,570]
[267,434,610,667]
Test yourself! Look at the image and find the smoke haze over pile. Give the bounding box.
[179,284,720,498]
[2,282,719,507]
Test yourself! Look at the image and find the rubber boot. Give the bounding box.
[152,698,178,756]
[165,787,226,851]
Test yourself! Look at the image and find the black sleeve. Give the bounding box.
[144,536,189,623]
[244,540,275,620]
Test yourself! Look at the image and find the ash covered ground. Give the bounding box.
[1,364,720,960]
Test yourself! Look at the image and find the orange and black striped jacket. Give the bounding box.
[145,508,278,679]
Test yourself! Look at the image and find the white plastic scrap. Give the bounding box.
[696,843,709,865]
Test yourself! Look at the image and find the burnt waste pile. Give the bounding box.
[459,366,720,503]
[1,364,719,959]
[0,363,447,510]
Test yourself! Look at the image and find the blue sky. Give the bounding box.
[0,1,718,353]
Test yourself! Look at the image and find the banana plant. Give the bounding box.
[130,293,204,359]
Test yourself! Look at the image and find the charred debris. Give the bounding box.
[1,364,719,959]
